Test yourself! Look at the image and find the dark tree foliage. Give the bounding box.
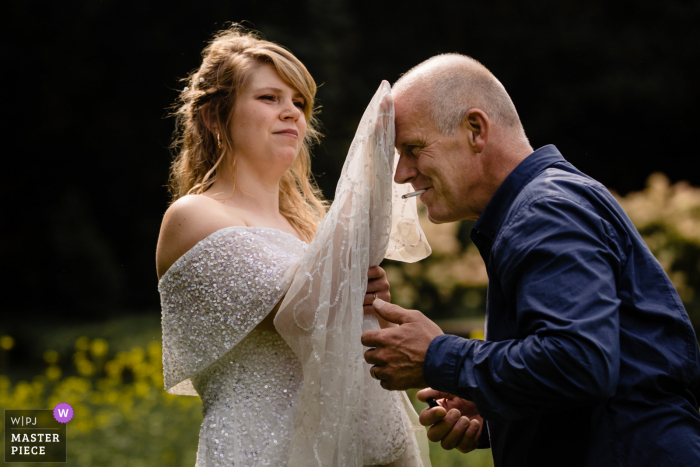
[2,0,698,322]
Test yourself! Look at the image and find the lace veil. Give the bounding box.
[274,82,432,466]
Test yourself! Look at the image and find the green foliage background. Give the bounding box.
[2,174,699,467]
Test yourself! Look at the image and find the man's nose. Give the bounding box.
[394,152,418,185]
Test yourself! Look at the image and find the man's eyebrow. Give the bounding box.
[398,137,426,150]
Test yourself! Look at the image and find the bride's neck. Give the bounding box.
[209,161,282,216]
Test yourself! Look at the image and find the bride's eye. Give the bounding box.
[259,95,276,101]
[294,100,305,109]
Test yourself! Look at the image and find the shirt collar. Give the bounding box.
[473,144,567,239]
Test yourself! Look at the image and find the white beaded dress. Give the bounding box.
[159,82,432,466]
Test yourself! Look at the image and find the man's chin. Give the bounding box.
[425,206,450,224]
[426,204,466,224]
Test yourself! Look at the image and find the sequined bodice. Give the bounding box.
[191,330,303,466]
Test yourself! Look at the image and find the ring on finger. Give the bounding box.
[370,366,381,381]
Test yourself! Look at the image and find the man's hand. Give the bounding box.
[417,388,483,453]
[361,299,443,390]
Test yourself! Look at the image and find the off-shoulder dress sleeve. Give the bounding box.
[158,228,305,396]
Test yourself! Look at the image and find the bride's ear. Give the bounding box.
[461,109,489,154]
[200,103,219,135]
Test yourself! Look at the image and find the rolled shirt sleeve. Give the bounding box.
[425,195,623,422]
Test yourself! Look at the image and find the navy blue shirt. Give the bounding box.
[424,145,700,467]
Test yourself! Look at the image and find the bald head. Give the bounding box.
[394,54,524,137]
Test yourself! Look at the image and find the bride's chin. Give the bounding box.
[276,150,299,167]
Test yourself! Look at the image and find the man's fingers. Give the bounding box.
[418,406,446,427]
[426,409,461,443]
[440,416,472,450]
[361,329,382,348]
[372,298,413,325]
[363,347,381,365]
[455,419,481,453]
[416,388,451,403]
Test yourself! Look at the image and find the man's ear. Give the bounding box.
[461,109,489,154]
[201,103,219,135]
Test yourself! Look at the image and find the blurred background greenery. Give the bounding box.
[3,1,700,465]
[2,173,699,466]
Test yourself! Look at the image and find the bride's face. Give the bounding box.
[229,64,307,177]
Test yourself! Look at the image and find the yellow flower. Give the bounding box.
[75,336,90,351]
[76,359,95,377]
[46,365,62,381]
[0,335,14,350]
[90,338,109,358]
[44,349,59,364]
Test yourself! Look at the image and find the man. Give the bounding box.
[361,54,700,466]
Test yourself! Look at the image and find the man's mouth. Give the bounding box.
[402,189,427,199]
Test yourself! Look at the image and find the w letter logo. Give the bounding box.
[53,403,73,423]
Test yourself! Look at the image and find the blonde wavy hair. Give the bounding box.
[168,25,328,241]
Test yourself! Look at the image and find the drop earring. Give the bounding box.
[217,133,223,149]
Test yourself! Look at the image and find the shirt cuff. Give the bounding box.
[424,334,473,397]
[477,421,491,449]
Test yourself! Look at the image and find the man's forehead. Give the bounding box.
[395,96,433,147]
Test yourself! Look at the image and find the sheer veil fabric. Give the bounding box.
[274,81,432,466]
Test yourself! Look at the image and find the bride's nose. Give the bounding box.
[280,100,302,121]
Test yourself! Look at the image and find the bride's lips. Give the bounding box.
[274,129,298,139]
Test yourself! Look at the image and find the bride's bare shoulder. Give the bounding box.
[156,195,245,279]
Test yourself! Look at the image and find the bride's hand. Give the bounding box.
[364,266,390,318]
[370,82,393,138]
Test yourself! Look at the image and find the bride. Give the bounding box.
[156,26,432,466]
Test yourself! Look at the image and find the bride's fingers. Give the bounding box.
[374,95,392,132]
[379,89,393,107]
[366,279,389,293]
[367,266,384,280]
[379,99,390,114]
[364,293,390,307]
